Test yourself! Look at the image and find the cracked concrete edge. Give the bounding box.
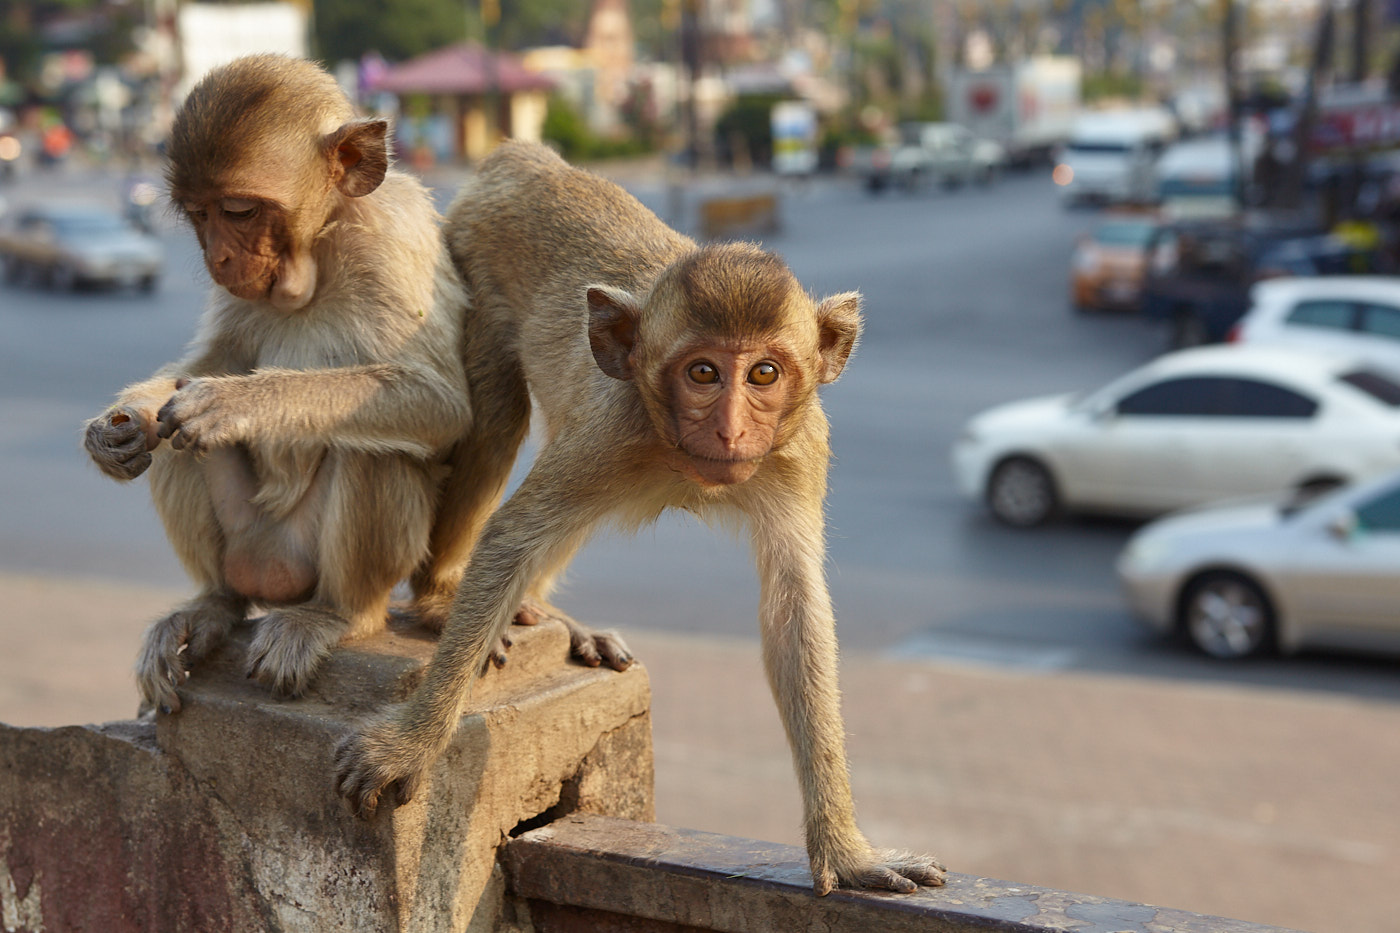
[503,814,1311,933]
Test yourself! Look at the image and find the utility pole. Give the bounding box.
[1223,0,1245,210]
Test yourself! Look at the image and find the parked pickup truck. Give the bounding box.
[853,122,1006,193]
[1141,217,1383,347]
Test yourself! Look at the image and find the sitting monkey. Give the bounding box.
[82,55,480,711]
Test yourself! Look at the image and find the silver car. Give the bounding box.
[0,203,163,291]
[1118,471,1400,660]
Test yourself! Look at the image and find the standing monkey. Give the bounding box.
[335,141,946,895]
[82,55,480,712]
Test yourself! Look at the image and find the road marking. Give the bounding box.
[886,629,1078,672]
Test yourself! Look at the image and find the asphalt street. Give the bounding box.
[2,160,1400,702]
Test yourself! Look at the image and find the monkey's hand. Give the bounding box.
[85,406,160,480]
[334,708,437,819]
[157,377,247,453]
[813,847,948,897]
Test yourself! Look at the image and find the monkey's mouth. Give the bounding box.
[213,268,275,301]
[684,453,762,487]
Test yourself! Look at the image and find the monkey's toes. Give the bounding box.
[844,851,947,894]
[594,633,634,671]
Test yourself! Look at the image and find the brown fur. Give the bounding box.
[333,141,945,895]
[83,55,476,711]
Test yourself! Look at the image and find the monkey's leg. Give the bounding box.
[142,452,250,713]
[408,322,532,633]
[247,453,438,698]
[751,493,946,896]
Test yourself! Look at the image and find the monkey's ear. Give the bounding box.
[814,291,863,384]
[587,285,642,381]
[326,119,389,198]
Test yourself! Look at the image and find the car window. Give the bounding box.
[1115,376,1317,418]
[1285,300,1355,331]
[1338,369,1400,406]
[1355,487,1400,532]
[1359,303,1400,340]
[1095,221,1157,247]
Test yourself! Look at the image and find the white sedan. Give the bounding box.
[951,345,1400,527]
[1229,276,1400,376]
[1118,470,1400,659]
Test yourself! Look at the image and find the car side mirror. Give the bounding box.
[1327,509,1358,541]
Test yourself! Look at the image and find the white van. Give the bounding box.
[1154,131,1262,220]
[1057,110,1172,206]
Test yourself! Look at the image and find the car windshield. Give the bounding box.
[1067,141,1130,155]
[1338,369,1400,407]
[50,214,129,237]
[1094,221,1157,247]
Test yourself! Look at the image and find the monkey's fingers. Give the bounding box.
[332,740,383,818]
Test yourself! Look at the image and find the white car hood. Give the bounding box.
[1137,500,1284,541]
[967,393,1076,434]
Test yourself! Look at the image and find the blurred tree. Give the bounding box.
[1,0,137,86]
[317,0,671,63]
[315,0,477,63]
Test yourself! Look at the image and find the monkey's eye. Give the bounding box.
[182,202,207,220]
[220,199,259,220]
[687,361,719,385]
[748,362,780,386]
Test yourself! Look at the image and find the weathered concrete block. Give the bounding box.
[0,617,652,932]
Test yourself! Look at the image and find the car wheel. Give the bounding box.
[1170,310,1208,348]
[2,256,21,284]
[987,456,1058,528]
[139,274,158,293]
[1180,572,1275,660]
[49,264,77,291]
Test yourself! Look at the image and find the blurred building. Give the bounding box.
[369,44,555,163]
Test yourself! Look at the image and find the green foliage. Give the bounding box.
[713,93,786,167]
[540,94,650,162]
[315,0,473,64]
[1082,71,1144,103]
[1,0,137,84]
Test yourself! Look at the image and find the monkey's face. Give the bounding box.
[181,196,314,310]
[664,343,794,487]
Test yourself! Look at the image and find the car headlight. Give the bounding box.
[1073,247,1099,273]
[1120,534,1170,570]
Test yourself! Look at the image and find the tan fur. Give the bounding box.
[83,55,475,712]
[333,141,945,895]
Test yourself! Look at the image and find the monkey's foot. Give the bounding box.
[137,592,245,715]
[245,606,346,698]
[516,601,634,671]
[394,588,455,635]
[334,708,434,818]
[814,848,948,897]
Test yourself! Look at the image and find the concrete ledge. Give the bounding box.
[0,618,652,933]
[504,814,1306,933]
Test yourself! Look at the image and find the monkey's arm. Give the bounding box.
[748,467,947,896]
[156,363,472,458]
[334,445,611,815]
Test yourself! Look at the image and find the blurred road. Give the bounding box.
[2,160,1400,703]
